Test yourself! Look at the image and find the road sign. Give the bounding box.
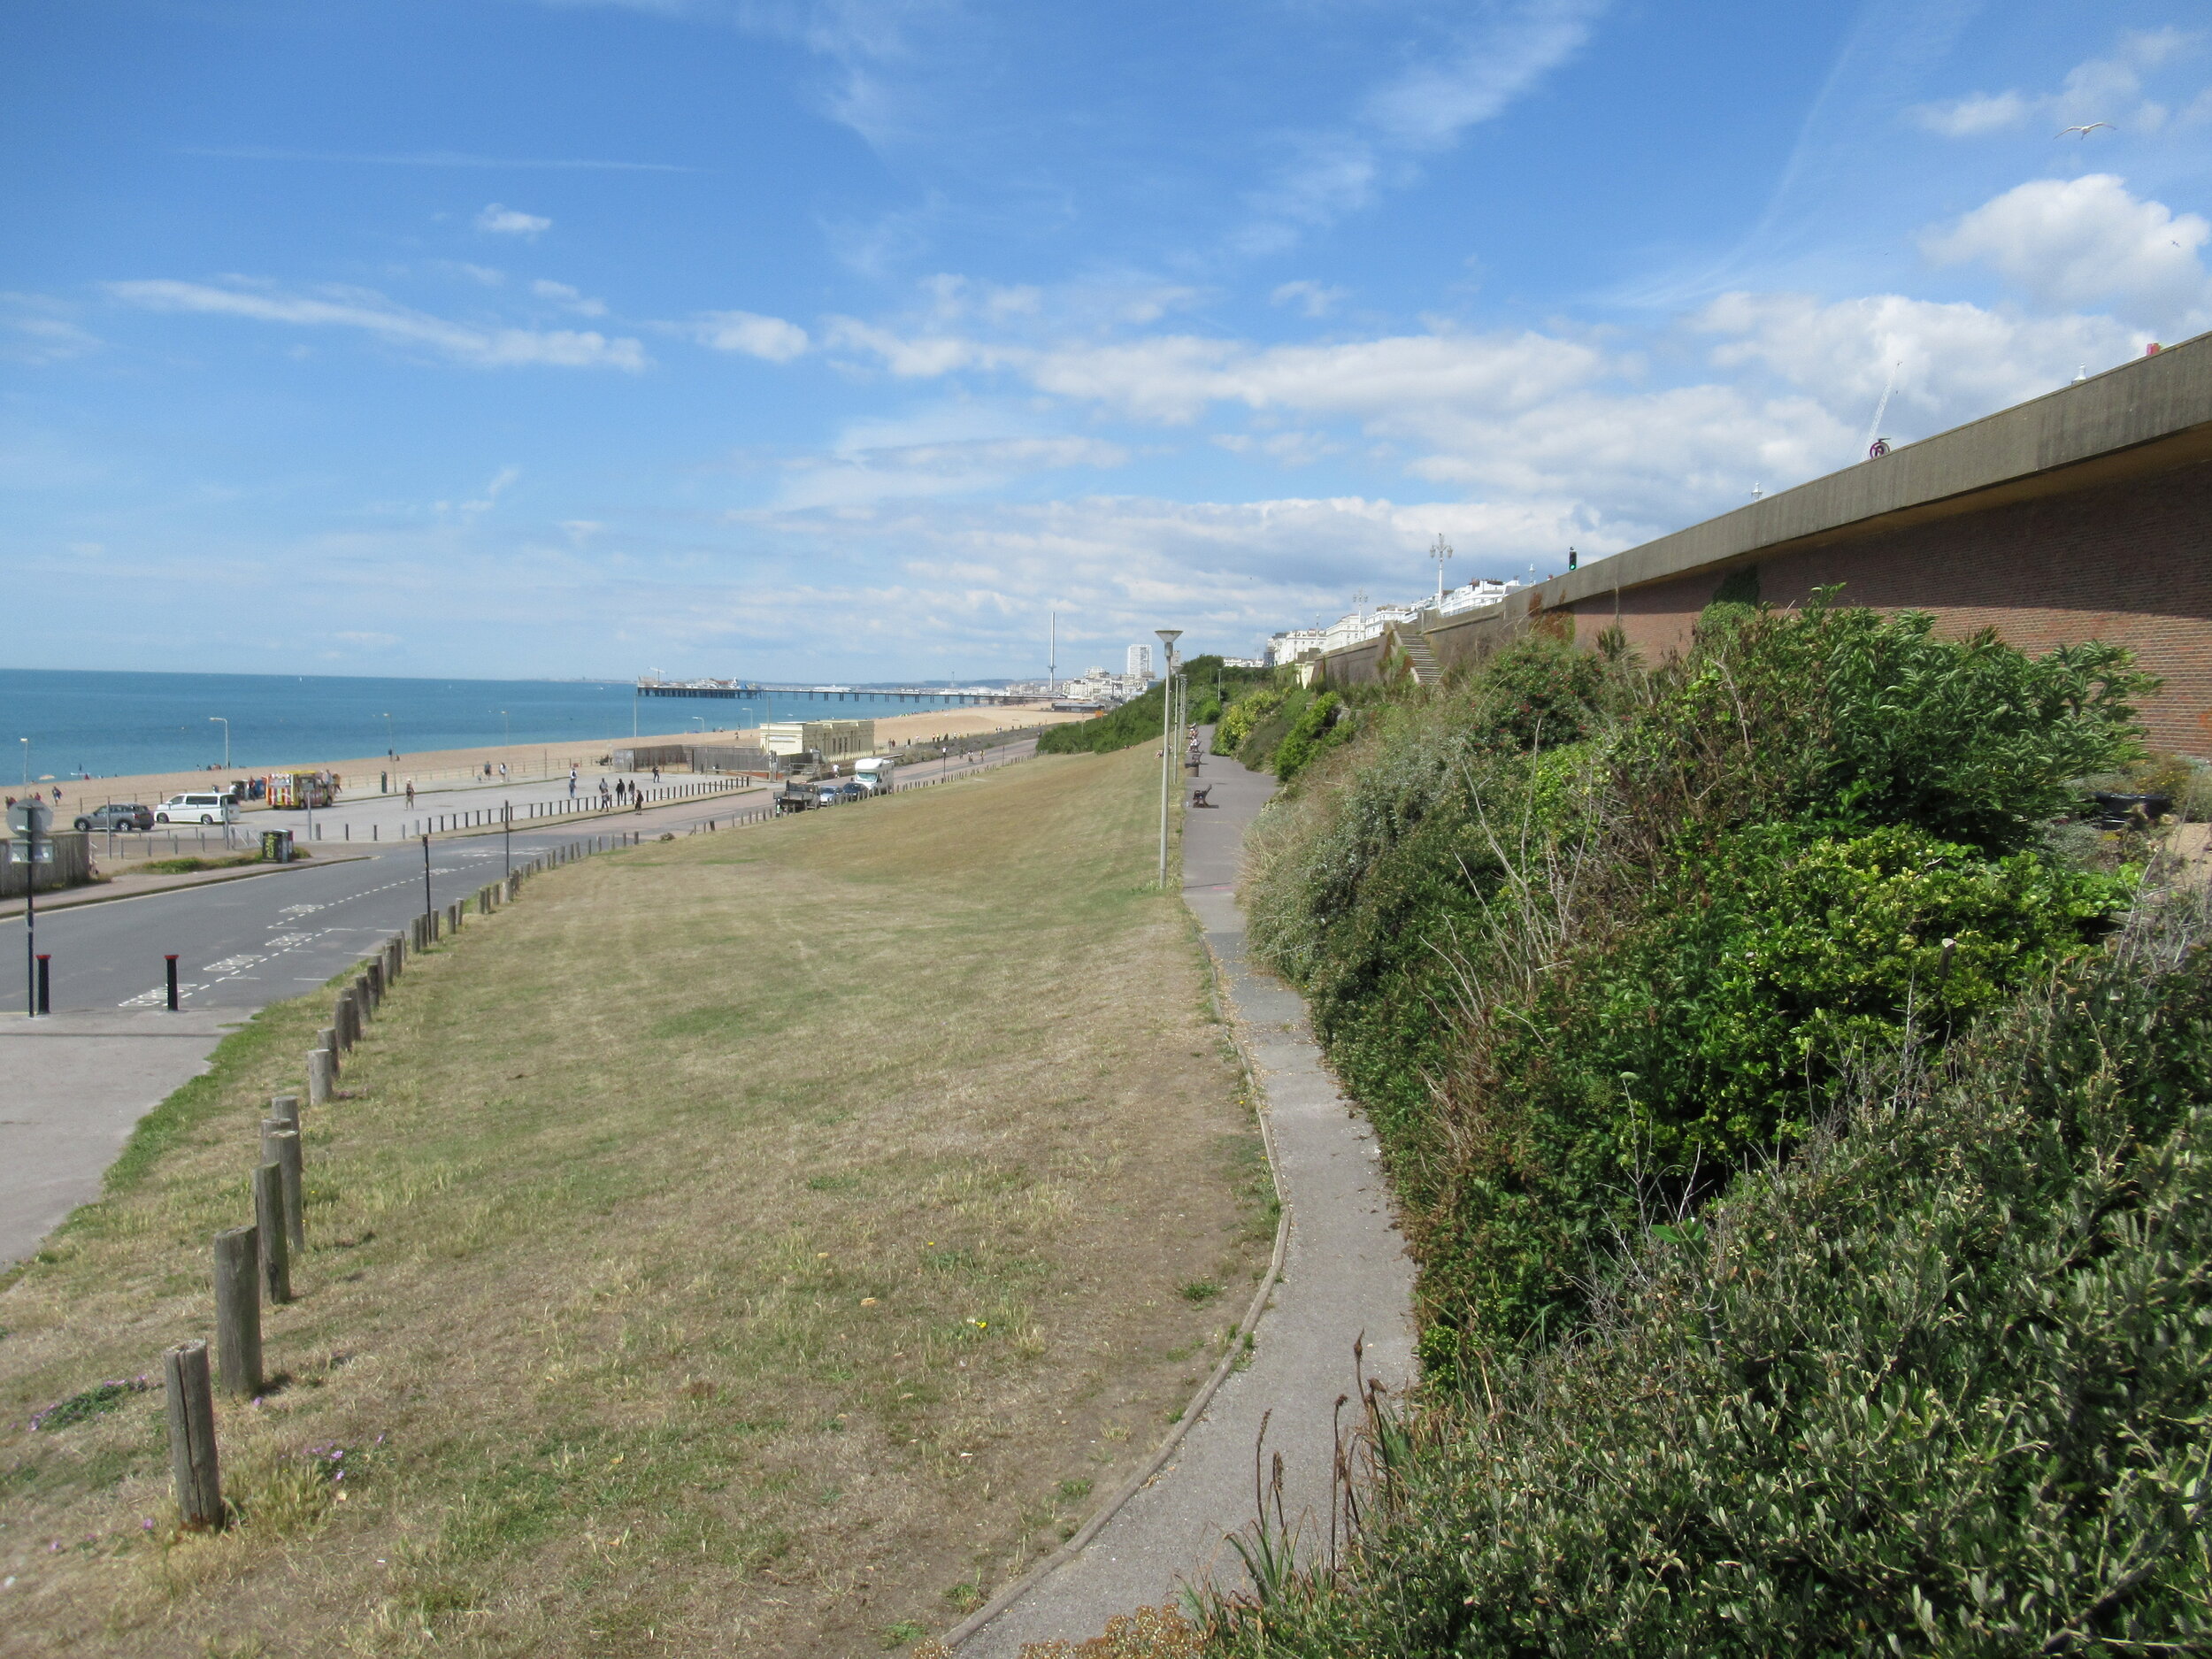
[3,841,55,864]
[6,802,50,839]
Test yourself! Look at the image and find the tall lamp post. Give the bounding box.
[1155,628,1182,888]
[18,737,27,788]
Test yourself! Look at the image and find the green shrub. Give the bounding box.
[1212,685,1286,756]
[1204,901,2212,1655]
[1245,601,2154,1361]
[1271,691,1344,782]
[1429,821,2132,1354]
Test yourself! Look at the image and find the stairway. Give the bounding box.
[1392,625,1444,687]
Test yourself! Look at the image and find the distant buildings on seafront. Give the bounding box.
[1266,578,1526,664]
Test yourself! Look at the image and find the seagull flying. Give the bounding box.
[2056,122,2113,138]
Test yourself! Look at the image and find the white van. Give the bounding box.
[854,755,899,791]
[156,791,238,825]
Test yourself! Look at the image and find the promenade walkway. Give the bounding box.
[961,743,1416,1652]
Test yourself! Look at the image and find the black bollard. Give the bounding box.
[165,954,180,1011]
[35,953,50,1015]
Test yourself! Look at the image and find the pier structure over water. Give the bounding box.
[636,678,1021,707]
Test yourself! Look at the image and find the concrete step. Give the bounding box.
[1392,626,1444,686]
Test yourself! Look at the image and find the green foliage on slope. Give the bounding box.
[1206,895,2212,1655]
[1192,598,2200,1656]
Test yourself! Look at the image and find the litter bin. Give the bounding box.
[260,829,295,863]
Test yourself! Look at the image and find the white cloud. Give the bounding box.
[106,280,650,370]
[771,433,1130,509]
[1911,29,2201,140]
[457,465,523,515]
[1910,90,2031,136]
[1698,290,2143,427]
[334,630,399,647]
[1,293,101,364]
[1241,0,1605,249]
[1213,430,1339,467]
[1271,280,1348,319]
[1922,175,2210,320]
[532,279,608,316]
[695,309,811,361]
[475,203,552,238]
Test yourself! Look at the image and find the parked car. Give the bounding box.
[156,791,238,825]
[74,803,155,832]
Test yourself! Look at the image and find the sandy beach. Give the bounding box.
[22,703,1094,818]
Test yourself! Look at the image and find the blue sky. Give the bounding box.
[4,0,2208,680]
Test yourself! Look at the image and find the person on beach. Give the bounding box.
[568,768,578,798]
[405,780,416,808]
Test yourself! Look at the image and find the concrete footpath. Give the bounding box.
[961,746,1417,1652]
[0,1010,242,1263]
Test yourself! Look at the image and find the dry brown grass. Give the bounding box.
[0,746,1269,1656]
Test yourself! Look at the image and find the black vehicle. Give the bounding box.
[74,803,155,832]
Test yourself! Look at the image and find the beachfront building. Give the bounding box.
[1057,667,1148,704]
[757,719,876,760]
[1126,643,1152,680]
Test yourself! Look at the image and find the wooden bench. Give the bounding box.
[1190,786,1214,808]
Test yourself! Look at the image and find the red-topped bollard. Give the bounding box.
[165,954,180,1011]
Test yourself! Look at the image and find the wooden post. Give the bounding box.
[268,1094,300,1131]
[164,1340,223,1528]
[262,1125,304,1255]
[317,1025,340,1071]
[307,1046,333,1107]
[212,1226,263,1396]
[365,956,383,1007]
[354,973,373,1024]
[254,1163,292,1303]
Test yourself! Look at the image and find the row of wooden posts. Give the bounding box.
[160,836,625,1527]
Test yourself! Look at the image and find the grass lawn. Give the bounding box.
[0,745,1271,1655]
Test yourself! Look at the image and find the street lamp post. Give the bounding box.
[1430,534,1453,608]
[209,717,230,771]
[1156,628,1182,888]
[18,737,27,788]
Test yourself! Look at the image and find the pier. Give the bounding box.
[635,679,1020,706]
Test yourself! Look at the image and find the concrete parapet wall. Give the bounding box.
[1314,330,2212,753]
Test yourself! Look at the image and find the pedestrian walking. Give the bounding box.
[568,768,578,799]
[405,780,416,808]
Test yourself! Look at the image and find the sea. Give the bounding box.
[0,668,985,781]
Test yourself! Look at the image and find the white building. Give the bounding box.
[1278,580,1527,664]
[756,719,876,760]
[1126,643,1152,680]
[1059,666,1149,704]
